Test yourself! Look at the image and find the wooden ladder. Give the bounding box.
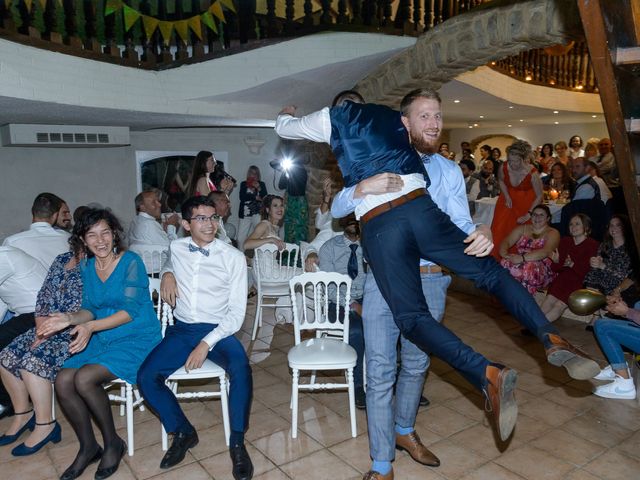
[577,0,640,254]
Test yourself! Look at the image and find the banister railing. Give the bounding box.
[0,0,491,69]
[490,40,598,93]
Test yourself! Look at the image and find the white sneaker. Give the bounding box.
[594,365,617,380]
[593,375,636,400]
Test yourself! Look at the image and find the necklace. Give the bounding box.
[95,252,117,271]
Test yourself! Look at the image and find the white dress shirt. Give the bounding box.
[593,176,612,204]
[2,222,70,269]
[0,246,48,318]
[275,108,426,219]
[161,237,248,349]
[332,153,476,268]
[127,212,177,247]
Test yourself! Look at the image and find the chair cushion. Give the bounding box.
[288,338,357,369]
[168,359,226,380]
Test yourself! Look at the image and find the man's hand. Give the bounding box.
[350,302,363,317]
[463,224,494,257]
[164,214,180,227]
[305,253,319,272]
[279,105,296,116]
[161,272,179,307]
[354,173,404,199]
[185,341,209,372]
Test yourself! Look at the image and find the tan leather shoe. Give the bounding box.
[484,364,518,442]
[395,431,440,467]
[545,333,600,380]
[363,469,393,480]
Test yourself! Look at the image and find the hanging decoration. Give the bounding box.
[2,0,234,46]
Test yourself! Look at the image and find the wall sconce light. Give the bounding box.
[244,137,266,155]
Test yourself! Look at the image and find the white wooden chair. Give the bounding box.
[129,244,168,278]
[105,278,160,456]
[287,272,357,438]
[251,242,301,340]
[159,301,230,450]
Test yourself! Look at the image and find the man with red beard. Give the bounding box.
[275,89,599,460]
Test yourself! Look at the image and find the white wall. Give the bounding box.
[0,127,285,241]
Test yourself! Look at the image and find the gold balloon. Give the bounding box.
[567,288,606,315]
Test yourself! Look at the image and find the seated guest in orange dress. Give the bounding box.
[538,143,555,174]
[499,205,560,295]
[491,139,543,259]
[540,214,600,321]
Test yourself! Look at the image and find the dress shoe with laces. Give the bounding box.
[160,430,199,469]
[484,364,518,442]
[363,469,394,479]
[395,431,440,467]
[545,333,600,380]
[12,420,61,456]
[94,439,126,480]
[60,447,103,480]
[229,444,253,480]
[0,410,35,446]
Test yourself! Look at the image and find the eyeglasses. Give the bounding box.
[189,215,221,224]
[530,212,548,218]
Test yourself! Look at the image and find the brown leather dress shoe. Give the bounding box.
[363,469,394,480]
[545,333,600,380]
[395,431,440,467]
[484,364,518,442]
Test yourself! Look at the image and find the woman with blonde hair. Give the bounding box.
[491,139,543,258]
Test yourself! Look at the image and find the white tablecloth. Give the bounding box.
[472,197,498,225]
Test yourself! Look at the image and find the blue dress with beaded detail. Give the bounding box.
[63,251,161,383]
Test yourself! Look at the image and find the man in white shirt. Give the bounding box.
[586,160,612,204]
[137,196,253,480]
[3,193,70,269]
[0,246,48,418]
[207,191,234,245]
[54,201,72,232]
[459,159,480,216]
[128,189,179,247]
[128,189,179,273]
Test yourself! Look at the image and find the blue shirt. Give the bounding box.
[332,152,476,267]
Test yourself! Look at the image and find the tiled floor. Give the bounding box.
[2,290,640,480]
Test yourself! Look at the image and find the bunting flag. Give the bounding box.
[201,11,217,34]
[23,0,32,11]
[158,20,174,45]
[218,0,235,13]
[142,14,160,37]
[105,0,122,16]
[174,19,189,43]
[188,15,202,40]
[37,0,46,8]
[208,1,225,22]
[123,4,141,32]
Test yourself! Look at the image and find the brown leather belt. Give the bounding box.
[420,265,442,274]
[360,188,427,225]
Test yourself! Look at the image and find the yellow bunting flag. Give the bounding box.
[188,15,203,40]
[123,4,141,32]
[104,0,122,16]
[218,0,236,13]
[201,11,217,34]
[23,0,32,11]
[158,20,174,45]
[174,19,189,44]
[142,15,160,39]
[209,1,225,22]
[37,0,46,9]
[4,0,11,9]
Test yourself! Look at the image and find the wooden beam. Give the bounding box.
[577,0,640,259]
[632,0,640,43]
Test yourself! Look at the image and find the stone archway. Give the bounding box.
[356,0,583,106]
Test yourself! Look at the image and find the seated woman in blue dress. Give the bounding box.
[38,209,161,480]
[0,247,84,456]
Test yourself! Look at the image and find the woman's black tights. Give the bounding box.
[55,365,123,470]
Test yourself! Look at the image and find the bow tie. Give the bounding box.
[188,243,210,257]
